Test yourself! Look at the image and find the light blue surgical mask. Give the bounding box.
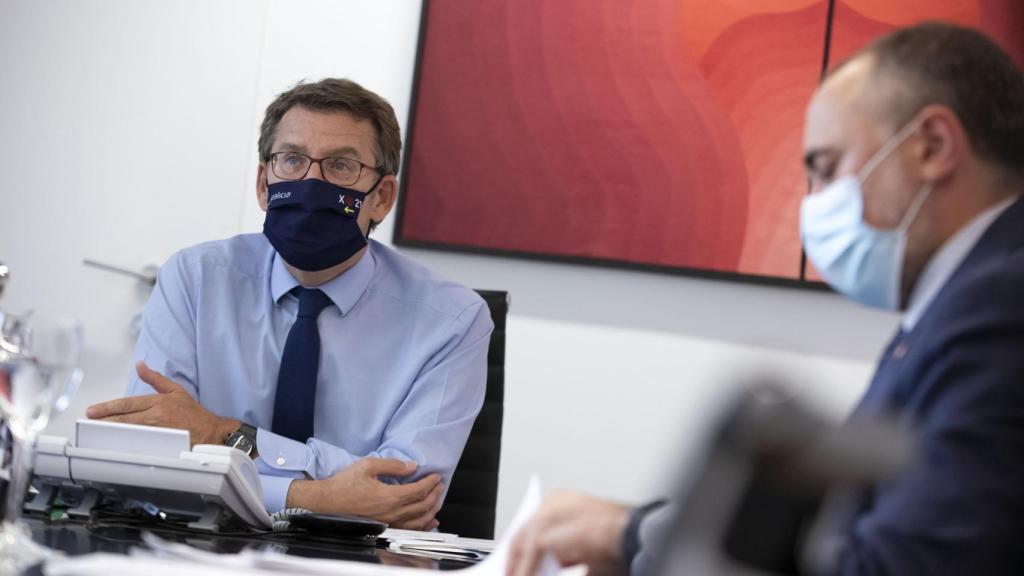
[800,118,932,310]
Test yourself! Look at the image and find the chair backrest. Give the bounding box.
[435,289,508,539]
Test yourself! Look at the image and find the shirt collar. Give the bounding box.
[902,195,1018,332]
[270,243,377,316]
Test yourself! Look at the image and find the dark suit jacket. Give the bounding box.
[840,197,1024,575]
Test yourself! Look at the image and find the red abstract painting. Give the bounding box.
[395,0,1023,284]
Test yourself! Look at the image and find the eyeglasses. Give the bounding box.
[269,151,381,187]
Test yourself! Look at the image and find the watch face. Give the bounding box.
[228,432,254,455]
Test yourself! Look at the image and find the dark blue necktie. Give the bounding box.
[272,287,333,442]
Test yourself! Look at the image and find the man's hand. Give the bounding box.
[86,361,238,446]
[287,457,445,531]
[507,491,631,576]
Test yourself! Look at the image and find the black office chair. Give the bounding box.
[435,289,508,539]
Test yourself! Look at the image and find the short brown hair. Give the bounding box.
[258,78,402,176]
[863,22,1024,178]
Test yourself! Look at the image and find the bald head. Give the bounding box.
[827,22,1024,180]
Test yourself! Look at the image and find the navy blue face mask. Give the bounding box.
[263,178,374,272]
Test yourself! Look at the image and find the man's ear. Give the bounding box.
[368,175,398,222]
[916,104,962,184]
[257,163,269,212]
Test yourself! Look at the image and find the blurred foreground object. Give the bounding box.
[652,383,913,576]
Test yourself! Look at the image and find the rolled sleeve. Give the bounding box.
[257,427,360,477]
[256,428,318,475]
[254,430,311,512]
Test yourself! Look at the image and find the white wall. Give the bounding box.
[0,0,900,538]
[0,0,268,441]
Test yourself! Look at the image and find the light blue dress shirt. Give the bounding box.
[127,234,493,513]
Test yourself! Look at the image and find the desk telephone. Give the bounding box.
[32,419,272,531]
[31,419,386,540]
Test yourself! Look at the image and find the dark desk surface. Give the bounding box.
[27,514,476,572]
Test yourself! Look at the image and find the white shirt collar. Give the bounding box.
[902,195,1019,332]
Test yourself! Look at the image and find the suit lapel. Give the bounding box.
[854,196,1024,419]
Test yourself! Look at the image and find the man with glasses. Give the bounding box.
[87,79,494,530]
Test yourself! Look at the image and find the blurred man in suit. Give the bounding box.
[508,21,1024,576]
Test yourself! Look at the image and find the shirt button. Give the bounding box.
[276,457,286,466]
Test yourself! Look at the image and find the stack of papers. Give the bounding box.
[380,528,496,562]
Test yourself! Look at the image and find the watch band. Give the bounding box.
[225,422,259,458]
[238,422,257,440]
[622,500,667,567]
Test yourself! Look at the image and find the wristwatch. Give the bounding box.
[224,422,258,458]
